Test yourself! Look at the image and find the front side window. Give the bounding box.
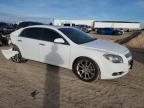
[41,29,62,42]
[41,28,69,45]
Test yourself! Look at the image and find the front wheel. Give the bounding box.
[73,58,100,82]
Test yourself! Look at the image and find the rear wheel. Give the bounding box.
[73,57,100,82]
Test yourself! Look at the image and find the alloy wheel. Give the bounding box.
[76,60,96,80]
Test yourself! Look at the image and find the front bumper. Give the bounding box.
[100,57,133,79]
[112,60,133,76]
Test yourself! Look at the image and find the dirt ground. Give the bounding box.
[0,33,144,108]
[126,31,144,48]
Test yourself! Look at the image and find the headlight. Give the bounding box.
[103,54,123,63]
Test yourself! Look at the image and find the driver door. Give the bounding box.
[39,28,70,68]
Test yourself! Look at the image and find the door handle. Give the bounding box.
[39,43,45,46]
[18,39,22,42]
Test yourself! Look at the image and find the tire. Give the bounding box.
[11,45,23,63]
[73,57,100,82]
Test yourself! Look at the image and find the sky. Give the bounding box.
[0,0,144,23]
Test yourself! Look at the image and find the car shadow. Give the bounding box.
[43,44,63,108]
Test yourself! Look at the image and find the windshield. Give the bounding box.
[59,28,96,44]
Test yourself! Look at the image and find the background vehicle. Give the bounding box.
[17,21,44,29]
[75,25,92,33]
[97,28,124,35]
[93,21,141,31]
[63,23,75,27]
[0,33,8,46]
[0,22,14,35]
[0,22,9,34]
[75,25,87,32]
[10,25,132,82]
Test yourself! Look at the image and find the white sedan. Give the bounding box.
[10,25,133,82]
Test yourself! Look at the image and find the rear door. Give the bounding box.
[17,27,42,61]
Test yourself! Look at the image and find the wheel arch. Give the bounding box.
[11,44,20,51]
[11,44,23,56]
[72,56,101,80]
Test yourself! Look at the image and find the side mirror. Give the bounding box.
[54,38,65,44]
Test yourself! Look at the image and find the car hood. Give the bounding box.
[81,39,128,54]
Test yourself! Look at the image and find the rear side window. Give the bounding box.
[20,27,69,44]
[20,28,42,40]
